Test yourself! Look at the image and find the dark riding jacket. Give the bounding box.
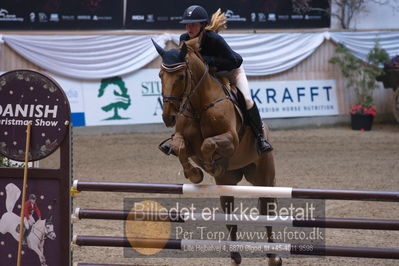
[180,30,243,72]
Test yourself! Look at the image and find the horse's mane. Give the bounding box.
[205,8,227,33]
[184,38,200,51]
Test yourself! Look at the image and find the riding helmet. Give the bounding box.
[29,194,36,200]
[180,5,209,24]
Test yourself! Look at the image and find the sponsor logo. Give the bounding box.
[170,16,182,21]
[146,14,154,22]
[157,16,169,21]
[278,15,289,20]
[29,12,35,23]
[98,77,131,121]
[141,80,163,116]
[61,15,75,21]
[224,10,246,22]
[291,15,304,20]
[0,9,24,22]
[50,13,59,22]
[250,13,256,22]
[93,15,112,21]
[38,13,48,22]
[132,15,145,21]
[77,15,91,20]
[258,13,266,22]
[305,15,322,20]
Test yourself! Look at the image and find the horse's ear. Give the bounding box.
[151,39,165,56]
[180,42,188,61]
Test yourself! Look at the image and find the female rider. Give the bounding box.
[160,5,273,154]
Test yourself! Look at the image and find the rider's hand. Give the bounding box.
[29,219,34,226]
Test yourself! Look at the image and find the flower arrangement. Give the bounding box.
[330,41,389,114]
[349,104,377,116]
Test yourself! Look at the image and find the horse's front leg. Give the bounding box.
[201,132,238,177]
[29,242,47,266]
[171,133,203,184]
[39,240,48,266]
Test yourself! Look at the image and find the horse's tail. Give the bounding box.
[5,183,21,213]
[205,8,227,33]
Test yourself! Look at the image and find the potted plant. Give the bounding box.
[329,42,390,131]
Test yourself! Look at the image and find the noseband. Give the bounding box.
[160,62,188,110]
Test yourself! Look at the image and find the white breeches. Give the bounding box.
[216,65,254,109]
[24,216,35,230]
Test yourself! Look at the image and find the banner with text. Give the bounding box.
[51,69,338,127]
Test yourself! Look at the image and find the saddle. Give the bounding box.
[214,75,247,125]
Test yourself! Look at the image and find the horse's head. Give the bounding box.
[153,39,188,127]
[44,218,56,240]
[152,38,204,127]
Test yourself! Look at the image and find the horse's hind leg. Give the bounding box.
[216,170,243,265]
[258,197,282,266]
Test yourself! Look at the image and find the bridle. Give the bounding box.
[160,60,208,118]
[160,62,188,111]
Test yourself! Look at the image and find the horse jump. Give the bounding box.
[72,235,399,260]
[72,180,399,201]
[72,179,399,264]
[74,208,399,230]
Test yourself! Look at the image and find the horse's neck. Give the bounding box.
[188,63,224,109]
[33,219,44,229]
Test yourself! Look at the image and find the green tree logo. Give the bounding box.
[98,76,131,120]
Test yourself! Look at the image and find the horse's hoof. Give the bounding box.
[188,167,204,184]
[213,165,226,177]
[268,255,282,266]
[230,251,242,265]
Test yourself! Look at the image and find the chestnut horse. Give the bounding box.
[153,38,281,266]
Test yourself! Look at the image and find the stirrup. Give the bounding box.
[158,137,177,156]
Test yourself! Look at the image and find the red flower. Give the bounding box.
[349,105,377,116]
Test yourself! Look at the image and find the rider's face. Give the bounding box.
[186,23,202,38]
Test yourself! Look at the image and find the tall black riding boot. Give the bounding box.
[158,136,177,156]
[247,104,273,153]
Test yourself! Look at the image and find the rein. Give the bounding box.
[161,56,231,120]
[178,64,208,118]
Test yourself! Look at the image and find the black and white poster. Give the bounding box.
[126,0,330,29]
[0,0,123,29]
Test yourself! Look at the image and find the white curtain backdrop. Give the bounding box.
[329,31,399,62]
[1,31,398,80]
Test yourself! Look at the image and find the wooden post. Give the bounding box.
[17,122,32,266]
